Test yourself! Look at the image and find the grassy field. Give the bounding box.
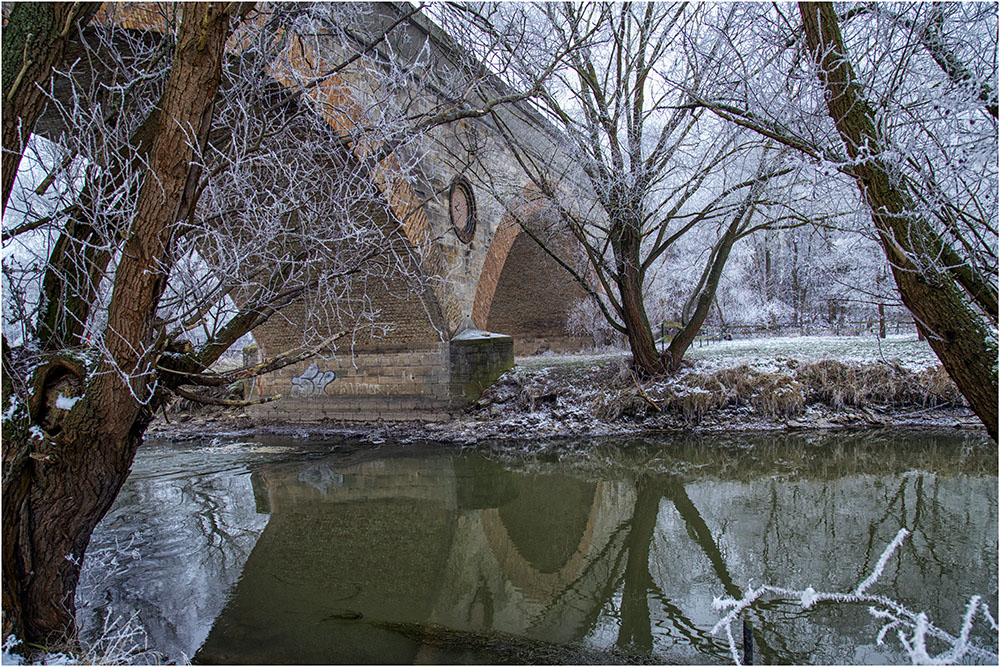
[518,333,941,373]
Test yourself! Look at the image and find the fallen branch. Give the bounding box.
[711,528,999,665]
[632,371,662,412]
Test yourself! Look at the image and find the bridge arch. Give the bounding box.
[473,209,592,355]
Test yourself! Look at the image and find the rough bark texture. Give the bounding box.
[1,338,33,643]
[37,107,163,350]
[666,220,740,371]
[2,3,239,646]
[799,2,998,440]
[919,4,998,120]
[666,183,763,371]
[2,2,98,212]
[611,207,664,376]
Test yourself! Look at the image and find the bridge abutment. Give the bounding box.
[246,333,512,422]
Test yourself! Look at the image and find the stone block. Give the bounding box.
[448,331,514,405]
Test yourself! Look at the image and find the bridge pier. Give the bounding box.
[245,332,512,422]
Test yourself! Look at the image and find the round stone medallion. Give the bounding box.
[449,177,476,243]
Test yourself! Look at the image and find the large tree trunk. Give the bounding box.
[800,2,998,441]
[2,3,98,212]
[37,106,163,350]
[2,3,240,647]
[612,209,664,376]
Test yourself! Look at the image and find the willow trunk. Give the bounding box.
[2,4,238,645]
[800,1,998,440]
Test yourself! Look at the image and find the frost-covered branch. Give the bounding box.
[711,529,999,666]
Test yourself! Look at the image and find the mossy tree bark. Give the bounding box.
[799,2,998,440]
[2,2,98,213]
[1,3,243,646]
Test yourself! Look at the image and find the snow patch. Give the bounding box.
[3,394,18,421]
[2,636,24,665]
[453,328,511,341]
[55,394,81,410]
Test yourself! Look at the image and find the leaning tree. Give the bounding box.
[688,2,998,438]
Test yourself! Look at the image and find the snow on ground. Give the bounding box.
[151,332,972,443]
[684,333,939,372]
[519,333,940,373]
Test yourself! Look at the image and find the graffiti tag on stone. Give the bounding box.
[290,363,337,396]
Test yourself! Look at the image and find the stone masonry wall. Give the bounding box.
[250,345,453,421]
[449,332,515,402]
[247,4,591,419]
[248,334,514,421]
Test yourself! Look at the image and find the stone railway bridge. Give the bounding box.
[37,3,596,420]
[243,4,594,420]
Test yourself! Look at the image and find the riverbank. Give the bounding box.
[148,334,983,442]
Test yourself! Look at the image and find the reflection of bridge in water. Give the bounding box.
[191,454,795,664]
[193,455,725,663]
[192,447,998,664]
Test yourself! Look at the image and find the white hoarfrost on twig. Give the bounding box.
[2,610,166,666]
[711,528,998,665]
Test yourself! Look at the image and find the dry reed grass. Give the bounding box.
[476,355,964,425]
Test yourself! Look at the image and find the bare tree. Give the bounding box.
[1,1,560,649]
[687,2,997,437]
[446,3,813,374]
[3,2,246,645]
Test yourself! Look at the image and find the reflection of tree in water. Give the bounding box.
[183,480,263,571]
[184,436,995,664]
[654,475,791,663]
[509,471,756,661]
[694,469,995,663]
[78,471,268,663]
[617,480,657,652]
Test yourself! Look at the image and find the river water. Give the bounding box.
[78,429,997,665]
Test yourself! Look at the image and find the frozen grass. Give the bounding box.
[2,617,167,666]
[684,333,939,372]
[463,332,969,437]
[1,535,172,666]
[517,334,939,373]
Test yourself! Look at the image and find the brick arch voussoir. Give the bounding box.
[472,214,521,330]
[471,186,557,330]
[479,486,604,600]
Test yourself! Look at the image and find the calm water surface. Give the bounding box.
[78,430,998,664]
